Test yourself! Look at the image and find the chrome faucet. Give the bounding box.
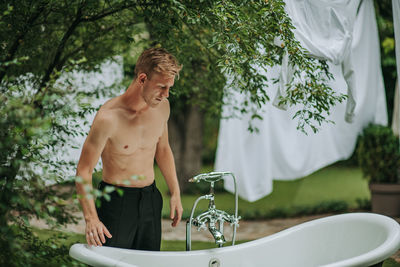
[209,221,225,246]
[186,171,240,250]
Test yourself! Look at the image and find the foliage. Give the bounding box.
[246,200,349,220]
[355,197,371,211]
[0,56,91,265]
[357,124,400,184]
[383,258,400,267]
[5,225,85,267]
[145,0,344,133]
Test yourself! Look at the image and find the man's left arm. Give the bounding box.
[155,121,183,227]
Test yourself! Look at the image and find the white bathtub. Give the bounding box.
[70,213,400,267]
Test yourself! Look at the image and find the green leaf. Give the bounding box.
[47,205,55,214]
[104,185,115,194]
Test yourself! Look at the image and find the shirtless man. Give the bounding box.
[75,48,183,251]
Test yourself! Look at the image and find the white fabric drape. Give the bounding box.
[392,0,400,136]
[214,0,387,202]
[392,81,399,136]
[285,0,358,64]
[393,0,400,82]
[275,0,360,121]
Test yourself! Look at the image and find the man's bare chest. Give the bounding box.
[107,112,165,154]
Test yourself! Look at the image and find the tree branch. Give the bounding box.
[80,3,139,23]
[37,2,141,94]
[56,22,135,71]
[181,21,220,63]
[0,2,46,82]
[38,17,82,92]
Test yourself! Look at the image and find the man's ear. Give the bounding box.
[138,73,147,84]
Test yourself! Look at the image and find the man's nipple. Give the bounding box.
[124,145,128,149]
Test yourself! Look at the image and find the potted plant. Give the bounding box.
[357,123,400,217]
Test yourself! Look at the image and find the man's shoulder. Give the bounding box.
[95,109,115,122]
[94,99,119,125]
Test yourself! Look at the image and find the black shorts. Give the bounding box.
[96,180,163,251]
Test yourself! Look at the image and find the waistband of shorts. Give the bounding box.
[98,180,156,193]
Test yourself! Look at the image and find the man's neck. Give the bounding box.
[120,80,149,113]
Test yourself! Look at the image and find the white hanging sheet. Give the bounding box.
[393,0,400,80]
[392,0,400,136]
[214,0,387,202]
[274,0,360,121]
[285,0,358,64]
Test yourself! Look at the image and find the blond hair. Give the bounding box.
[134,47,182,80]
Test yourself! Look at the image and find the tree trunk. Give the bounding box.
[168,104,203,193]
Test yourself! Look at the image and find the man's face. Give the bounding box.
[141,72,174,108]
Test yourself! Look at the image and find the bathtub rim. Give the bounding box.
[70,243,138,267]
[229,212,400,267]
[69,212,400,267]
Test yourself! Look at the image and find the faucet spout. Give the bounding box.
[209,225,226,246]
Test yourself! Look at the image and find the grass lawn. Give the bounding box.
[154,163,370,219]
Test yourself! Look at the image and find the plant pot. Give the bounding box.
[369,183,400,217]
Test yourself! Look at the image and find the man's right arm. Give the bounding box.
[76,111,114,246]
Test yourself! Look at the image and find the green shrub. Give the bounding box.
[235,200,349,220]
[357,124,400,183]
[1,225,86,267]
[355,198,371,210]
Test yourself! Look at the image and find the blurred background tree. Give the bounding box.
[1,1,348,265]
[375,0,396,124]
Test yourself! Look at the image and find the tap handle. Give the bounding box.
[192,218,207,231]
[188,171,232,183]
[229,215,241,227]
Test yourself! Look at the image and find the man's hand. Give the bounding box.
[169,194,183,227]
[85,218,112,246]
